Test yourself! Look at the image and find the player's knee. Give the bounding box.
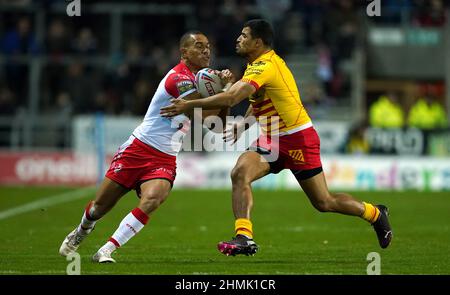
[230,165,250,184]
[139,191,168,213]
[312,198,333,212]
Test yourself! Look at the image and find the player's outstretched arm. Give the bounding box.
[160,81,255,117]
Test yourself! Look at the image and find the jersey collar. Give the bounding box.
[177,61,195,80]
[250,49,275,65]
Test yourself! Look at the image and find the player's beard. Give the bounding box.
[236,47,248,58]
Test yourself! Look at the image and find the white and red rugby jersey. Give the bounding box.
[132,61,196,156]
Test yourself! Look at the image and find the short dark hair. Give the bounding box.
[243,19,274,47]
[180,30,204,48]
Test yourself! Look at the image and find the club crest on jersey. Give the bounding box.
[288,149,305,163]
[176,80,194,94]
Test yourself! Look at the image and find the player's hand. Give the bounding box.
[160,99,191,117]
[218,69,235,85]
[222,122,244,145]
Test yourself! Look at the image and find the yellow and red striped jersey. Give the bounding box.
[241,50,311,135]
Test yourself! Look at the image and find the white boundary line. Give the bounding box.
[0,187,96,221]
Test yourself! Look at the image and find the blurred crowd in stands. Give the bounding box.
[0,0,448,125]
[369,84,447,130]
[345,82,448,155]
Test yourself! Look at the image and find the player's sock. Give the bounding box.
[235,218,253,239]
[105,207,149,251]
[100,241,117,253]
[361,202,381,224]
[77,201,97,235]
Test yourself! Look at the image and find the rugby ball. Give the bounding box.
[195,68,223,97]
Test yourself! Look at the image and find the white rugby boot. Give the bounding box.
[59,227,87,257]
[92,248,116,263]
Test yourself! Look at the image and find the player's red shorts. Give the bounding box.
[250,126,322,177]
[105,136,177,190]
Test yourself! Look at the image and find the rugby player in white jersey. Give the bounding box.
[59,31,234,263]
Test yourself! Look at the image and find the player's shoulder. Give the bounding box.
[172,63,195,78]
[249,59,273,68]
[166,64,195,86]
[164,68,196,98]
[166,71,193,84]
[247,57,275,73]
[244,58,275,79]
[254,50,278,65]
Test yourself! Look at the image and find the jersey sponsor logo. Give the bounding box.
[288,149,305,163]
[251,61,266,66]
[244,68,264,76]
[176,80,194,95]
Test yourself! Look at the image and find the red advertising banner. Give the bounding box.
[0,152,98,186]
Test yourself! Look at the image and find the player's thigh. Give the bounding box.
[139,179,172,205]
[296,171,331,203]
[231,151,271,183]
[94,177,130,208]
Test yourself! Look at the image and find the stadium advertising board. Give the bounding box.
[0,152,98,186]
[176,153,450,191]
[1,151,449,191]
[367,128,424,155]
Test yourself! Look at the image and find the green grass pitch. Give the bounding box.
[0,186,449,274]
